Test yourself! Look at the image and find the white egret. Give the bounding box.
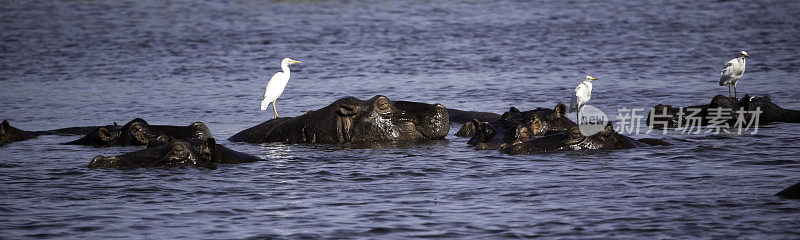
[261,58,301,118]
[569,76,598,124]
[719,51,749,99]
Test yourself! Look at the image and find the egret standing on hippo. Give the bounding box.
[719,51,749,99]
[261,58,302,119]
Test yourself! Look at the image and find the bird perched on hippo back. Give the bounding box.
[569,76,598,123]
[231,95,450,144]
[261,58,301,119]
[719,51,749,99]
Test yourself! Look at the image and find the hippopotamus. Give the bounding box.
[0,118,211,146]
[500,122,670,154]
[458,103,576,149]
[648,95,800,129]
[1,120,100,146]
[447,109,501,124]
[777,181,800,199]
[229,95,449,144]
[88,138,261,169]
[65,118,212,146]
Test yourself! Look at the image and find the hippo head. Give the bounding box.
[713,94,800,124]
[65,118,200,146]
[119,118,155,145]
[739,95,780,119]
[186,122,213,139]
[1,120,34,145]
[336,95,450,142]
[710,95,738,109]
[467,119,497,145]
[65,118,155,146]
[89,138,217,169]
[534,102,572,132]
[147,121,213,140]
[74,126,121,146]
[512,102,572,139]
[467,103,575,147]
[559,123,636,150]
[501,122,636,154]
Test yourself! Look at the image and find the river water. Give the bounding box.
[2,0,800,239]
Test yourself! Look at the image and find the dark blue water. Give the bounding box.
[2,0,800,238]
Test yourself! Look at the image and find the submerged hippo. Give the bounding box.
[65,118,212,146]
[500,122,670,154]
[777,181,800,199]
[458,103,576,149]
[229,95,449,144]
[447,109,501,124]
[88,138,261,169]
[648,95,800,129]
[1,120,100,146]
[0,118,211,146]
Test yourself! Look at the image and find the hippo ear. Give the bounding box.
[554,102,566,118]
[471,118,481,127]
[530,117,543,134]
[509,107,520,113]
[512,124,531,144]
[336,104,359,117]
[1,120,9,135]
[602,122,615,135]
[96,127,114,143]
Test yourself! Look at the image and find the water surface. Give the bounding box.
[2,0,800,238]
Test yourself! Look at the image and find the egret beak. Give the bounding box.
[744,54,750,58]
[291,60,302,63]
[590,77,598,80]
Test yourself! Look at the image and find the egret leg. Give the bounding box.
[272,101,279,119]
[734,83,738,99]
[728,84,731,98]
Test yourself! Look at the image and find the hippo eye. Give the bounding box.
[171,145,185,153]
[571,132,584,139]
[567,128,584,138]
[377,100,390,111]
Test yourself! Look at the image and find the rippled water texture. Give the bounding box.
[2,0,800,238]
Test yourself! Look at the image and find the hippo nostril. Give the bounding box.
[434,104,446,110]
[90,155,105,163]
[98,128,112,142]
[89,155,115,168]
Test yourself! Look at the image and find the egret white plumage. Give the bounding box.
[569,76,598,124]
[719,51,749,99]
[261,58,301,119]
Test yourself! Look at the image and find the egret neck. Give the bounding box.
[281,61,291,78]
[581,81,593,99]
